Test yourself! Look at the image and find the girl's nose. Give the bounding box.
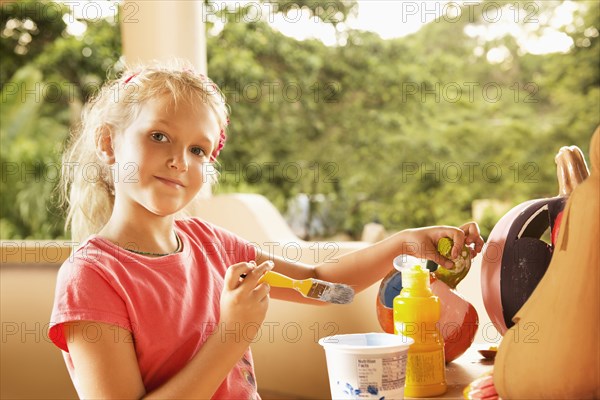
[168,150,188,171]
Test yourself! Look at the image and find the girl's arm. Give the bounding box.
[257,222,484,303]
[65,260,272,399]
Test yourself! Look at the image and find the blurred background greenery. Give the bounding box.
[1,0,598,240]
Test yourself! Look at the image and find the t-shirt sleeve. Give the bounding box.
[214,227,257,266]
[48,257,132,352]
[185,218,257,266]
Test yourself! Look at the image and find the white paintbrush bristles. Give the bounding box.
[307,280,355,304]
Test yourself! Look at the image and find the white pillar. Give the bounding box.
[120,0,207,73]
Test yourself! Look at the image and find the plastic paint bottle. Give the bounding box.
[393,264,447,397]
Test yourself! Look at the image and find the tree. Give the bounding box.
[1,0,597,240]
[1,0,121,238]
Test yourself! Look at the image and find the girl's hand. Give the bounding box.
[219,260,273,342]
[460,221,485,258]
[403,222,484,269]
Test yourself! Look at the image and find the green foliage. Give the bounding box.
[1,0,121,238]
[1,65,66,238]
[273,0,357,25]
[1,0,598,240]
[209,0,599,238]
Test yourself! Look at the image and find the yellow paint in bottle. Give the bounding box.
[393,264,447,397]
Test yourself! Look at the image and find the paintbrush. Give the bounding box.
[258,271,354,304]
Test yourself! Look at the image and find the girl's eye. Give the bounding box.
[151,132,167,142]
[190,147,206,157]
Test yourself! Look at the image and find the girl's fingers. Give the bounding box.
[474,235,485,253]
[224,261,256,290]
[433,252,455,269]
[241,260,274,288]
[447,228,465,259]
[461,222,485,253]
[253,282,271,301]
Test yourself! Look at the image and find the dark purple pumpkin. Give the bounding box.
[481,145,589,334]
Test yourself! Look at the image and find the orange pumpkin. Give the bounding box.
[493,128,599,398]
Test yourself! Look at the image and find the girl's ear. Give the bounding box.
[96,125,115,164]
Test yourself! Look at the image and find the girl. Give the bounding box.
[49,60,484,399]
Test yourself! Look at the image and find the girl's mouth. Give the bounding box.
[154,176,185,188]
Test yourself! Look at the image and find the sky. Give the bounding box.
[269,0,579,56]
[62,0,587,61]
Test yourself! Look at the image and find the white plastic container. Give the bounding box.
[319,333,414,399]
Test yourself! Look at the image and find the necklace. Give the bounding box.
[124,232,182,257]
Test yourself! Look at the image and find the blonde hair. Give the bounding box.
[60,59,229,241]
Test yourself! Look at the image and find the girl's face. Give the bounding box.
[110,95,220,217]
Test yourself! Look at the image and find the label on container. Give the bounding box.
[405,349,445,386]
[351,354,407,398]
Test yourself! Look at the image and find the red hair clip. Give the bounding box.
[211,129,227,162]
[123,72,139,84]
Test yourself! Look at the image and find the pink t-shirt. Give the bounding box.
[49,218,259,399]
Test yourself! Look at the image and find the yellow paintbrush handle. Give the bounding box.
[258,270,294,288]
[258,271,313,295]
